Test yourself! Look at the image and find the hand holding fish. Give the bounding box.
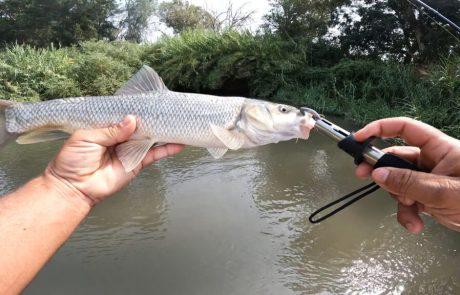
[0,65,314,293]
[354,117,460,233]
[0,66,315,172]
[43,115,184,206]
[0,117,183,294]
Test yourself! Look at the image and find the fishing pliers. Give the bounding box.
[300,108,420,223]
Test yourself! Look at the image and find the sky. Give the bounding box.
[146,0,271,41]
[188,0,271,31]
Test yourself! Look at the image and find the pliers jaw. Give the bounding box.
[300,107,322,120]
[300,107,384,166]
[301,107,350,143]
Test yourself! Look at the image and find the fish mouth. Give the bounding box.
[299,116,316,139]
[300,125,310,139]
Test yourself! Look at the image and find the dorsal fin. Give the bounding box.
[115,65,168,96]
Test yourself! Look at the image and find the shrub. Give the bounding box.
[0,45,80,101]
[1,32,460,138]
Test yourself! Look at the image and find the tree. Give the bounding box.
[158,0,214,34]
[120,0,156,42]
[65,0,119,44]
[334,0,460,62]
[263,0,350,39]
[0,0,119,47]
[208,2,255,32]
[335,1,409,60]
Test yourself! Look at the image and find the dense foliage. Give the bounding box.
[0,0,120,47]
[334,0,460,63]
[1,0,460,136]
[1,31,460,137]
[0,0,157,46]
[158,0,215,33]
[121,0,157,43]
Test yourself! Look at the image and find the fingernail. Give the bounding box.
[120,116,131,127]
[405,222,415,232]
[373,168,389,183]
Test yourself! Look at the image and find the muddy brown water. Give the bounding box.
[1,118,459,294]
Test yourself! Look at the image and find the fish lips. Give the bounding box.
[299,116,316,139]
[300,125,311,139]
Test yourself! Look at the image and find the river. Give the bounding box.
[1,117,459,294]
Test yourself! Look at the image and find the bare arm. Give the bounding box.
[0,116,184,294]
[0,175,91,294]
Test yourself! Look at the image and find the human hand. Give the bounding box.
[43,116,184,206]
[354,117,460,233]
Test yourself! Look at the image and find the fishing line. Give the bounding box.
[405,0,460,44]
[414,0,460,35]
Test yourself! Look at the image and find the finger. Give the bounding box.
[73,116,137,147]
[388,193,415,206]
[354,117,447,149]
[397,202,424,233]
[141,144,185,167]
[355,146,420,179]
[372,167,460,205]
[355,163,373,179]
[383,146,421,164]
[398,196,416,206]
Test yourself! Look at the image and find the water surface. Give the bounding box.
[1,118,459,294]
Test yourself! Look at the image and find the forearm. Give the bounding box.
[0,174,91,294]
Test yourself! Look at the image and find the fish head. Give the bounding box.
[240,100,316,146]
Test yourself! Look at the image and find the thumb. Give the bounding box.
[372,167,458,205]
[73,116,137,147]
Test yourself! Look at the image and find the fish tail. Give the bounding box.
[0,99,17,148]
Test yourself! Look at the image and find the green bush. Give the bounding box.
[0,45,80,101]
[1,31,460,138]
[145,30,341,97]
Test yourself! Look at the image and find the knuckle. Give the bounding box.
[107,126,119,138]
[72,130,85,140]
[437,178,459,202]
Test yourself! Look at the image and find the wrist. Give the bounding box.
[40,170,94,212]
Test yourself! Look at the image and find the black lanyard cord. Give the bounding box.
[309,182,381,224]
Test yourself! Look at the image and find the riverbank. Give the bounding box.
[1,30,459,137]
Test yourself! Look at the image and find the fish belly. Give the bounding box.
[5,92,246,148]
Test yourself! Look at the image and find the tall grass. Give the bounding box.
[1,30,460,137]
[0,45,79,101]
[0,41,147,100]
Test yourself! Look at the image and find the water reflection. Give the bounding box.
[250,118,460,295]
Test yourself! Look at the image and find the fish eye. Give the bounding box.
[279,105,290,113]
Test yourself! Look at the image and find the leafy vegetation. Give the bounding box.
[1,0,459,136]
[0,0,157,47]
[1,31,460,137]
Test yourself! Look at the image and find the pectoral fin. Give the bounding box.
[207,147,228,159]
[210,124,245,150]
[17,128,70,144]
[116,138,156,172]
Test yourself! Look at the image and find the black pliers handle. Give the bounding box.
[301,108,419,170]
[300,108,420,223]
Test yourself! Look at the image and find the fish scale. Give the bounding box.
[0,65,314,172]
[5,92,245,149]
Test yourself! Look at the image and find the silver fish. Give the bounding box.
[0,65,315,171]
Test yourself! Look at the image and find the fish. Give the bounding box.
[0,65,316,172]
